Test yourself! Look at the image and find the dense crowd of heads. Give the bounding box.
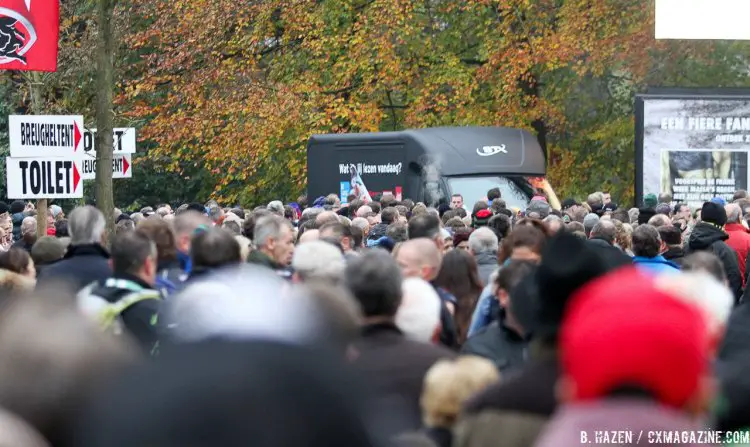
[0,188,745,446]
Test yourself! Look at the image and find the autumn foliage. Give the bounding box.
[104,0,750,205]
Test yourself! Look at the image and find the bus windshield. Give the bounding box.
[447,176,532,210]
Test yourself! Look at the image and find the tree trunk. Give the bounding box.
[94,0,116,244]
[27,73,47,240]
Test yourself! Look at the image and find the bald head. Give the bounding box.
[173,211,210,253]
[315,211,339,227]
[356,206,372,218]
[298,229,319,244]
[395,238,442,282]
[726,203,742,224]
[590,219,617,245]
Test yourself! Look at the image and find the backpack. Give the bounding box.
[77,279,161,336]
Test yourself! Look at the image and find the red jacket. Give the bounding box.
[725,223,750,285]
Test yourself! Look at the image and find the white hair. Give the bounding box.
[68,206,106,245]
[468,227,499,254]
[292,241,346,283]
[396,278,441,343]
[655,272,732,339]
[234,235,251,260]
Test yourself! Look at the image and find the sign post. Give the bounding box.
[6,114,85,237]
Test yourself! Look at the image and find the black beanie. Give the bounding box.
[0,201,9,215]
[10,200,24,214]
[535,232,630,340]
[701,201,727,227]
[637,207,656,225]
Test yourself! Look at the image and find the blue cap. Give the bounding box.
[711,197,727,206]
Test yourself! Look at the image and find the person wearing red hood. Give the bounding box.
[723,203,750,286]
[534,268,712,447]
[46,213,56,236]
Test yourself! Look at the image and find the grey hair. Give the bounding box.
[426,208,440,219]
[254,215,292,248]
[292,241,346,283]
[647,214,671,228]
[726,203,742,224]
[468,227,499,254]
[301,207,322,220]
[267,200,285,216]
[20,216,36,236]
[583,213,600,236]
[68,206,106,245]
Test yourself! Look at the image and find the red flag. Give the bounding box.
[0,0,59,72]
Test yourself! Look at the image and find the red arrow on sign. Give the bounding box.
[73,121,82,152]
[122,156,130,175]
[73,163,81,191]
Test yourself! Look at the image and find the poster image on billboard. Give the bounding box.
[348,164,372,203]
[636,93,750,208]
[660,149,747,207]
[336,153,405,204]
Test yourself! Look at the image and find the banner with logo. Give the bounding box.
[0,0,60,72]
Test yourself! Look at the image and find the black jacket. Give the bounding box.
[36,244,112,291]
[461,322,528,373]
[719,300,750,368]
[663,245,686,266]
[586,238,632,264]
[432,284,459,349]
[11,237,34,254]
[367,223,388,241]
[352,323,455,434]
[87,273,161,351]
[686,223,743,303]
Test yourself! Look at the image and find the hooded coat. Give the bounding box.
[685,223,743,303]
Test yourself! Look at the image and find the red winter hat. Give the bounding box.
[561,267,709,409]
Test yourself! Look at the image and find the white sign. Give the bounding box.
[656,0,750,40]
[82,128,136,155]
[80,154,132,180]
[6,157,83,199]
[8,115,84,158]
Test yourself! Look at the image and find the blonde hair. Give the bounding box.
[234,235,251,260]
[421,356,500,427]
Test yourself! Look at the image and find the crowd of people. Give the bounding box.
[0,188,747,446]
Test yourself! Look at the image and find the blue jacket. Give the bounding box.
[632,255,680,275]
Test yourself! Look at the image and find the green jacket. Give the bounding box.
[246,250,282,270]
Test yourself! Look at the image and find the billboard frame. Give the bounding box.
[635,88,750,207]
